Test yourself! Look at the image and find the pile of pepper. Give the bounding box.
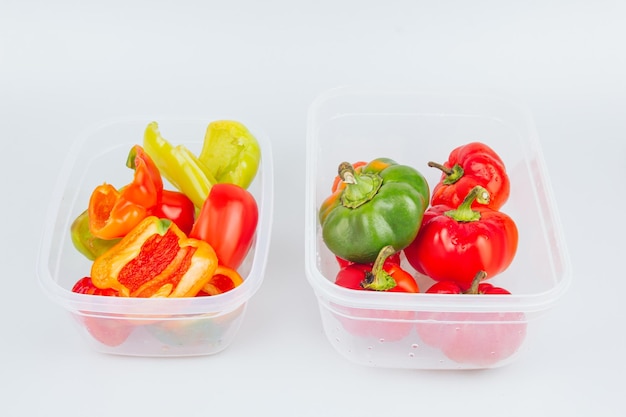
[319,142,525,365]
[71,120,261,300]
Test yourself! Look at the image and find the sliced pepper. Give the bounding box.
[198,120,261,189]
[91,216,218,298]
[88,145,163,239]
[143,121,216,209]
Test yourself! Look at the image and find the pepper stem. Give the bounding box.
[465,271,488,294]
[338,162,383,209]
[361,245,398,291]
[444,185,490,222]
[428,161,464,185]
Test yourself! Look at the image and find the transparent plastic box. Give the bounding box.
[37,119,273,357]
[305,87,571,369]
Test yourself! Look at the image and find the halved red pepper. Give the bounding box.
[91,216,219,298]
[428,142,510,210]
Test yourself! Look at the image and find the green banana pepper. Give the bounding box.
[319,158,429,264]
[198,120,261,189]
[70,210,121,260]
[143,121,217,209]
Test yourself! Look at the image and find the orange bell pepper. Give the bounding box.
[91,216,220,298]
[88,145,163,240]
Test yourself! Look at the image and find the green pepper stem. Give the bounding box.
[361,245,398,291]
[444,185,490,222]
[338,162,383,209]
[465,271,488,294]
[428,161,464,185]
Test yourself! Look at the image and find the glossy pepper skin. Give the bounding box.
[417,271,527,367]
[84,145,195,242]
[198,120,261,190]
[404,186,518,290]
[143,121,217,208]
[91,216,219,298]
[88,145,163,239]
[428,142,510,210]
[71,210,121,260]
[335,245,418,293]
[190,183,259,270]
[319,158,429,264]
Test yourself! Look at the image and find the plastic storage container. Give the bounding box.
[38,118,273,357]
[305,87,571,369]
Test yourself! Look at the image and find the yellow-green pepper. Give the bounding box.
[143,122,216,208]
[198,120,261,189]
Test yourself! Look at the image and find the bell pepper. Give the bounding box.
[86,144,196,240]
[143,121,217,208]
[404,185,518,290]
[428,142,510,210]
[189,183,258,270]
[71,210,121,260]
[91,216,219,298]
[319,158,429,264]
[335,245,418,293]
[198,120,261,190]
[88,145,163,239]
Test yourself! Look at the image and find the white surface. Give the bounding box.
[1,1,625,416]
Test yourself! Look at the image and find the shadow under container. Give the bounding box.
[305,87,571,370]
[37,118,273,357]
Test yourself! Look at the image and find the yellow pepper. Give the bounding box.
[199,120,261,189]
[91,216,218,298]
[143,122,216,208]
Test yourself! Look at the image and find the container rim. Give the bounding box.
[304,85,572,315]
[37,116,274,316]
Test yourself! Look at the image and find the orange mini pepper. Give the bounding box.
[89,145,163,240]
[91,216,219,298]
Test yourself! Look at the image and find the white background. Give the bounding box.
[2,0,625,416]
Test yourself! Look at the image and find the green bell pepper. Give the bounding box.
[319,158,429,264]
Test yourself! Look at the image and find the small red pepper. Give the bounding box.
[335,245,418,293]
[428,142,510,210]
[417,271,527,367]
[404,185,518,290]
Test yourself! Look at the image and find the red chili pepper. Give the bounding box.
[416,271,527,367]
[189,183,259,270]
[335,245,418,293]
[428,142,510,210]
[404,185,518,290]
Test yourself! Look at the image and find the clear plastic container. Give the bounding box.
[305,87,571,369]
[37,118,273,357]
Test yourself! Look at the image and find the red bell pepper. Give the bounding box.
[189,183,258,270]
[404,185,518,290]
[428,142,510,210]
[416,271,527,367]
